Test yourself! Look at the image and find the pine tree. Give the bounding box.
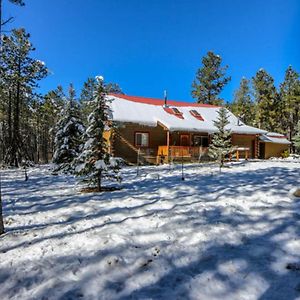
[0,0,25,236]
[80,77,124,126]
[0,0,25,47]
[279,66,300,140]
[192,51,231,105]
[0,28,47,166]
[105,82,123,95]
[80,77,97,126]
[252,69,277,131]
[52,84,85,173]
[75,76,120,191]
[231,78,255,126]
[293,121,300,154]
[209,107,234,168]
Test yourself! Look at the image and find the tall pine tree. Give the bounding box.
[0,0,25,47]
[52,84,85,173]
[231,77,255,126]
[252,69,277,131]
[279,66,300,140]
[75,76,120,191]
[293,121,300,154]
[0,0,25,236]
[208,107,234,168]
[0,28,47,166]
[80,77,123,126]
[192,51,231,105]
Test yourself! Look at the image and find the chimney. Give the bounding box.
[164,90,168,107]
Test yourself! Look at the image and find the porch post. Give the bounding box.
[254,135,259,159]
[167,131,170,163]
[236,150,239,161]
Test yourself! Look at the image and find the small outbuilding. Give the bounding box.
[259,132,291,159]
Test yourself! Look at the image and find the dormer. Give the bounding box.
[190,110,204,121]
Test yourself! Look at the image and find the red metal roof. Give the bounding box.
[109,93,219,108]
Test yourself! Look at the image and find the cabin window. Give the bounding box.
[190,110,204,121]
[135,132,149,147]
[193,135,209,147]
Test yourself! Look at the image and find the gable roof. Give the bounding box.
[107,94,267,135]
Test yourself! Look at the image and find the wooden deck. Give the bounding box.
[156,146,209,163]
[156,146,250,164]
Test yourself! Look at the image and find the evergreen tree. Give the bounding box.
[52,84,85,173]
[231,78,255,126]
[293,121,300,153]
[279,66,300,140]
[252,69,277,131]
[75,76,120,191]
[0,28,47,166]
[44,85,67,156]
[80,77,97,125]
[192,51,231,105]
[105,82,123,94]
[0,0,25,236]
[80,77,123,126]
[208,107,234,168]
[0,0,25,46]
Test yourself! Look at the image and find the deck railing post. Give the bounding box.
[137,148,140,176]
[167,131,170,164]
[181,148,184,180]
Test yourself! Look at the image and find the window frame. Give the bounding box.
[134,131,150,148]
[193,135,209,147]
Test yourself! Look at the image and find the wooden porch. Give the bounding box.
[156,145,251,164]
[156,145,209,164]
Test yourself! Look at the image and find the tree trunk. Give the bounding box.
[11,61,21,167]
[7,90,12,150]
[0,172,4,235]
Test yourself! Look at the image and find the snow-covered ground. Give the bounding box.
[0,160,300,300]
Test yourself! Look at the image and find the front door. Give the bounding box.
[259,143,265,159]
[180,134,190,146]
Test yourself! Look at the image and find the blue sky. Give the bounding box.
[3,0,300,102]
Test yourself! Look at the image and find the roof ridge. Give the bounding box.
[108,93,220,108]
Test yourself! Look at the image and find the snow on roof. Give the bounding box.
[260,132,291,144]
[107,94,267,135]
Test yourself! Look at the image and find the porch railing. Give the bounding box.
[157,146,208,159]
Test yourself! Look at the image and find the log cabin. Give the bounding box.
[105,94,291,164]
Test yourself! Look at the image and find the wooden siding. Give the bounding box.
[263,143,289,159]
[231,134,256,158]
[170,132,209,146]
[113,123,166,163]
[111,124,289,163]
